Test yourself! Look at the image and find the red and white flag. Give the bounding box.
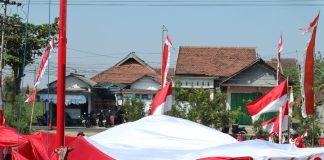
[300,14,319,117]
[288,87,294,117]
[25,37,55,103]
[262,101,288,134]
[150,81,172,115]
[25,90,37,103]
[300,12,320,34]
[301,130,308,138]
[246,80,288,121]
[161,35,173,88]
[277,34,283,85]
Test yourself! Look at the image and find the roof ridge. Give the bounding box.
[179,46,256,49]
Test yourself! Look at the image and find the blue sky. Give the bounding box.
[3,0,324,88]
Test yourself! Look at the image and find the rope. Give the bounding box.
[46,0,52,156]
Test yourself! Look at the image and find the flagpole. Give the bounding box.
[288,89,291,142]
[279,106,282,144]
[312,114,315,147]
[29,88,37,131]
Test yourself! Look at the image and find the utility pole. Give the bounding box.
[0,0,22,88]
[161,25,168,51]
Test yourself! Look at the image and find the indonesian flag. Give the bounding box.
[34,37,55,88]
[25,37,55,103]
[161,35,173,87]
[300,12,320,33]
[288,87,294,117]
[25,90,36,103]
[277,34,283,85]
[261,101,288,134]
[300,24,318,117]
[301,130,308,138]
[246,79,288,121]
[150,81,172,115]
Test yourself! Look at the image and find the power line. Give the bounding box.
[16,0,324,6]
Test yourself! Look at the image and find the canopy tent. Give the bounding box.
[39,94,87,105]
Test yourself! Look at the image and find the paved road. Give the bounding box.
[31,126,108,136]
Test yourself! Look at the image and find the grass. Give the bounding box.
[3,101,44,133]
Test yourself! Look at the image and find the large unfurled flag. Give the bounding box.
[25,37,55,103]
[246,79,288,121]
[150,81,172,115]
[288,87,294,117]
[262,101,288,134]
[277,34,283,85]
[300,13,319,117]
[161,35,173,87]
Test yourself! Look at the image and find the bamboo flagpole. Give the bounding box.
[29,89,37,131]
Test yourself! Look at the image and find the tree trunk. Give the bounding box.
[11,66,22,114]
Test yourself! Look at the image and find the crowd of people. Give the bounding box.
[232,130,311,148]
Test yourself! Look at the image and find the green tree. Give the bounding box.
[1,14,58,98]
[121,98,146,122]
[168,81,240,130]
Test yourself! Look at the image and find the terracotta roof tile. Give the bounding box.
[175,46,257,77]
[266,58,298,71]
[91,56,161,85]
[92,52,176,85]
[154,68,175,76]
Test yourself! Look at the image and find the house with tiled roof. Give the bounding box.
[174,46,285,125]
[91,52,173,112]
[266,58,298,71]
[38,73,98,125]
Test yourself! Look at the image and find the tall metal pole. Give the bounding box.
[57,0,67,148]
[161,25,167,82]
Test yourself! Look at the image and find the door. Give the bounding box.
[231,93,277,125]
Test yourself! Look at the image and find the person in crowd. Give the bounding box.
[236,135,243,142]
[77,132,85,136]
[295,137,305,148]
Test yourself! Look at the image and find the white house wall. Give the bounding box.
[51,77,90,90]
[66,78,90,89]
[131,77,160,90]
[172,77,214,89]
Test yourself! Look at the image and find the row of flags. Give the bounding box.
[246,12,319,137]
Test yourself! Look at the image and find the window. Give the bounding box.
[207,82,210,86]
[142,94,148,100]
[197,81,199,86]
[202,82,204,86]
[185,81,188,86]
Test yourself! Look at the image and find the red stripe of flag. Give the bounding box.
[161,35,172,87]
[246,80,288,121]
[301,25,317,117]
[150,82,172,115]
